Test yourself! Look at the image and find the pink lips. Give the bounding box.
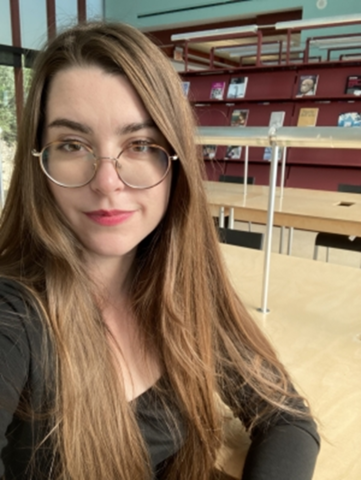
[85,209,135,226]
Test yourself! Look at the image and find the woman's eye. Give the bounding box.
[58,142,86,153]
[129,143,151,153]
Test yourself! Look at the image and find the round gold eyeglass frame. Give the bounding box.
[31,142,179,190]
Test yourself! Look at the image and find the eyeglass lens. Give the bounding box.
[41,142,170,188]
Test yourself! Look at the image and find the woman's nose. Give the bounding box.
[89,157,125,194]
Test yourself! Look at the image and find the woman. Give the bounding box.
[0,22,319,479]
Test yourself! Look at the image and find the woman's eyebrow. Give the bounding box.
[117,119,157,135]
[47,118,92,134]
[47,118,157,135]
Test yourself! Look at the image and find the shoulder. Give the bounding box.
[0,277,41,315]
[0,277,51,403]
[0,277,45,354]
[0,277,30,308]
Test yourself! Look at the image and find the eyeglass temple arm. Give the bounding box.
[31,149,41,157]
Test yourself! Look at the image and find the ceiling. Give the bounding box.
[147,8,303,69]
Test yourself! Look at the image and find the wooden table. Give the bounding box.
[206,182,361,236]
[217,244,361,480]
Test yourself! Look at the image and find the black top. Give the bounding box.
[0,279,320,479]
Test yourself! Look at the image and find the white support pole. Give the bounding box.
[280,146,287,198]
[243,145,249,196]
[260,144,279,313]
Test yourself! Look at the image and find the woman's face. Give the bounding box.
[44,66,172,265]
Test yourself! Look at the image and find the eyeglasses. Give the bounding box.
[31,141,178,189]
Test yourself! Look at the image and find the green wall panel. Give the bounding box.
[105,0,361,37]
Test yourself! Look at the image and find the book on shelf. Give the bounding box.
[226,77,248,99]
[296,74,319,97]
[230,109,249,126]
[225,146,242,160]
[182,81,190,97]
[268,111,285,129]
[345,75,361,96]
[173,47,184,62]
[297,108,319,127]
[263,111,285,161]
[263,147,278,161]
[202,145,218,159]
[264,146,287,161]
[210,81,226,100]
[338,112,361,127]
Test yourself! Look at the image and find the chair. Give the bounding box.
[218,175,256,230]
[313,184,361,263]
[219,175,255,185]
[337,184,361,194]
[218,227,264,250]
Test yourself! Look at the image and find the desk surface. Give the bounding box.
[205,182,361,235]
[218,244,361,480]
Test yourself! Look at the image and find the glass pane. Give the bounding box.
[19,0,48,49]
[0,66,17,143]
[56,0,78,31]
[0,66,17,203]
[87,0,104,19]
[0,1,12,46]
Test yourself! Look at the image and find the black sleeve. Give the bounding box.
[240,404,320,480]
[0,281,34,478]
[221,380,320,480]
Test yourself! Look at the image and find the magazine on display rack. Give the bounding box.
[263,111,285,161]
[226,77,248,99]
[296,74,319,97]
[297,108,319,127]
[225,146,242,160]
[338,112,361,127]
[210,81,226,100]
[345,75,361,96]
[230,109,249,126]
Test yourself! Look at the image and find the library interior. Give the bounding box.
[0,1,360,480]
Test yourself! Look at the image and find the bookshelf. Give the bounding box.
[183,63,361,190]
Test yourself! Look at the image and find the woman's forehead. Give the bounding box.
[45,67,150,128]
[42,66,169,148]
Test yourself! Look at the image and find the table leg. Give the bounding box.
[279,226,285,254]
[228,208,235,229]
[287,227,294,255]
[219,206,225,228]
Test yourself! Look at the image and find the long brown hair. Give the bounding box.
[0,22,310,479]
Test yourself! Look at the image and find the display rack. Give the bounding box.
[184,63,361,189]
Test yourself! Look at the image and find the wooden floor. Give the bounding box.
[216,241,361,480]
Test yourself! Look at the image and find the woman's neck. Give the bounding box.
[84,250,162,401]
[85,249,136,304]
